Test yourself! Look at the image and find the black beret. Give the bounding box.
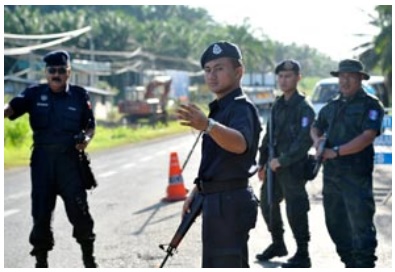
[200,41,242,68]
[275,59,301,74]
[43,50,70,67]
[330,59,370,80]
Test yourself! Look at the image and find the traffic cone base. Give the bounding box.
[162,152,188,202]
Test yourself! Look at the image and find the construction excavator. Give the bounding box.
[118,76,171,125]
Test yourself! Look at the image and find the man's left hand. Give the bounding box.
[269,158,281,171]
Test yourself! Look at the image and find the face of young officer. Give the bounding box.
[338,72,363,97]
[45,65,71,93]
[277,70,300,94]
[203,57,243,99]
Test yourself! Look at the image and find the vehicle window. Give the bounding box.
[311,84,339,103]
[370,83,389,107]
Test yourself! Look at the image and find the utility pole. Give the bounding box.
[89,28,95,86]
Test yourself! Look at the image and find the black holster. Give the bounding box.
[78,151,97,190]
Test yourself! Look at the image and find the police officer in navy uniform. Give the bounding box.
[256,60,315,268]
[311,59,384,267]
[4,50,97,268]
[178,41,262,267]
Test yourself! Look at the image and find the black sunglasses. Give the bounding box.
[47,67,68,75]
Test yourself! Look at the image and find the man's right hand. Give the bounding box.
[182,196,193,217]
[4,104,14,118]
[257,165,266,183]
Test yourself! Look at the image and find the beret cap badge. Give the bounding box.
[212,44,223,55]
[200,41,242,68]
[283,61,294,70]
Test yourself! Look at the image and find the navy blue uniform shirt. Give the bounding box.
[9,84,95,146]
[198,88,261,181]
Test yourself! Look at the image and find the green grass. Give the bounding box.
[4,119,189,169]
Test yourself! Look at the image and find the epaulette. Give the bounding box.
[234,94,248,101]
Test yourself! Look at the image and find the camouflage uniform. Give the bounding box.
[313,89,384,267]
[258,91,315,264]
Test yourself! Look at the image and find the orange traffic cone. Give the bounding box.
[162,152,188,202]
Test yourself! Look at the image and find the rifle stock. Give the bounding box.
[159,193,204,268]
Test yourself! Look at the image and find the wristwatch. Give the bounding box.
[333,146,340,158]
[205,118,217,134]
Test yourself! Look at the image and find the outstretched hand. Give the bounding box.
[177,104,208,131]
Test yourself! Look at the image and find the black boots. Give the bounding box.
[33,251,48,268]
[281,244,311,268]
[256,241,288,261]
[81,243,98,268]
[31,243,97,268]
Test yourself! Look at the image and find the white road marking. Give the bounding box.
[6,192,30,200]
[97,171,117,178]
[139,156,152,162]
[155,150,166,156]
[4,209,20,218]
[121,163,136,169]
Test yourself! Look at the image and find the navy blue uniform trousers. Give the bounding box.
[29,146,95,253]
[201,187,258,268]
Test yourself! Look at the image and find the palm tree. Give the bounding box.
[355,5,392,98]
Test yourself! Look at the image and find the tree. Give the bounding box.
[355,5,392,94]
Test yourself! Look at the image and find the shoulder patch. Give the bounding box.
[368,110,379,121]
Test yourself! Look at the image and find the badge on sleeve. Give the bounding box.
[301,117,309,128]
[368,110,378,121]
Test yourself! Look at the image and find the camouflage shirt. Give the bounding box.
[313,88,384,172]
[259,90,315,167]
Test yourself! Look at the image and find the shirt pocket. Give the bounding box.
[62,106,81,132]
[30,103,50,129]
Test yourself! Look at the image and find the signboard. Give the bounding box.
[374,153,392,165]
[382,115,392,129]
[374,115,392,165]
[374,134,392,147]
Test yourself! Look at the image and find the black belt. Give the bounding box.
[197,179,248,194]
[33,144,73,152]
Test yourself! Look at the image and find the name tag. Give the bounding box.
[68,107,77,111]
[36,102,49,107]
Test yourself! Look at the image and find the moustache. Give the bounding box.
[51,77,62,82]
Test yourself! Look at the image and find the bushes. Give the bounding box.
[4,115,31,147]
[4,118,189,168]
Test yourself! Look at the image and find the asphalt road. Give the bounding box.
[4,132,392,268]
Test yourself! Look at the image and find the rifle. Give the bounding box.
[159,193,204,268]
[266,109,275,228]
[310,101,343,178]
[311,133,327,177]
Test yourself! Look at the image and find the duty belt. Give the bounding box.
[33,144,74,152]
[197,179,248,194]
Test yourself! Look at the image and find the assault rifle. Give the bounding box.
[159,193,204,268]
[312,133,327,177]
[266,110,275,228]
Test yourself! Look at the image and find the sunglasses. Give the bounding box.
[47,67,68,75]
